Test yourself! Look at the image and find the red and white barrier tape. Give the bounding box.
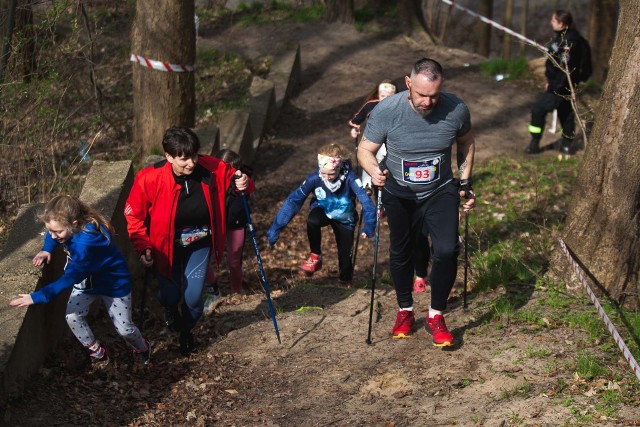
[441,0,546,51]
[130,53,194,73]
[559,239,640,381]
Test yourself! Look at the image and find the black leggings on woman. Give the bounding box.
[307,207,355,281]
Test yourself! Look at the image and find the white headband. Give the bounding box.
[318,154,342,171]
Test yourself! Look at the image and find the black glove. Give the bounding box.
[459,178,474,199]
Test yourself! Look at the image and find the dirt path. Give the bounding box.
[5,21,635,427]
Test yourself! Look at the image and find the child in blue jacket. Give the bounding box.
[267,143,376,286]
[9,195,150,367]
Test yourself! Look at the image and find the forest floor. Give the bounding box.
[2,16,640,427]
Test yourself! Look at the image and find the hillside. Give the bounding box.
[3,12,639,427]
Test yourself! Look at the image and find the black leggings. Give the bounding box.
[307,207,355,281]
[383,183,460,311]
[373,191,429,277]
[414,233,430,278]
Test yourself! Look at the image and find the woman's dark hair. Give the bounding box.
[215,148,242,169]
[553,9,574,28]
[162,126,201,158]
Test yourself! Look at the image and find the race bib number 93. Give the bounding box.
[402,156,442,184]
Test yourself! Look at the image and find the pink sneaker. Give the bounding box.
[299,253,322,276]
[413,277,427,293]
[391,310,415,338]
[426,314,453,347]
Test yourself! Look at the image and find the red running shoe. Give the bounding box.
[413,277,427,293]
[299,253,322,276]
[391,310,415,338]
[426,314,453,347]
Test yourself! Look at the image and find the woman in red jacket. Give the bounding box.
[125,127,254,355]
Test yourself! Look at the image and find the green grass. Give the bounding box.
[489,295,516,328]
[496,378,531,401]
[490,343,516,356]
[524,345,550,359]
[575,353,608,380]
[596,389,622,418]
[480,57,530,80]
[468,154,640,399]
[468,155,578,297]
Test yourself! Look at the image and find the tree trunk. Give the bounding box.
[587,0,618,84]
[325,0,354,24]
[16,1,35,81]
[399,0,436,41]
[519,0,528,57]
[0,0,35,83]
[549,0,640,308]
[502,0,514,59]
[131,0,196,156]
[475,0,492,57]
[0,0,17,83]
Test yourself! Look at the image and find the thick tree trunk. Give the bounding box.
[131,0,196,156]
[399,0,436,41]
[587,0,618,84]
[325,0,354,24]
[549,0,640,308]
[475,0,492,57]
[0,0,35,83]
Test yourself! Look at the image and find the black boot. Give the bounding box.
[164,306,182,332]
[525,137,541,154]
[559,137,574,155]
[179,329,197,356]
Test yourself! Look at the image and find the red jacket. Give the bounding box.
[124,155,255,278]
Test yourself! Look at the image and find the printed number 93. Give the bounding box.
[415,169,430,179]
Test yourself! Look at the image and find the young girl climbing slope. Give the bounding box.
[204,149,252,307]
[9,195,150,367]
[348,80,397,192]
[267,143,376,286]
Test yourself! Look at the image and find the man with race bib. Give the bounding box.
[357,58,476,346]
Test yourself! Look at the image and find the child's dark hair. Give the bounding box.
[162,126,200,158]
[42,195,114,241]
[215,148,242,169]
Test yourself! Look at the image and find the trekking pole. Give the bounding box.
[463,210,469,309]
[138,254,151,327]
[366,186,383,345]
[241,193,282,344]
[353,135,359,173]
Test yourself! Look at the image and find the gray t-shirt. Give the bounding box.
[364,90,471,200]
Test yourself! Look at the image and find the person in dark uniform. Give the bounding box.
[525,9,587,155]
